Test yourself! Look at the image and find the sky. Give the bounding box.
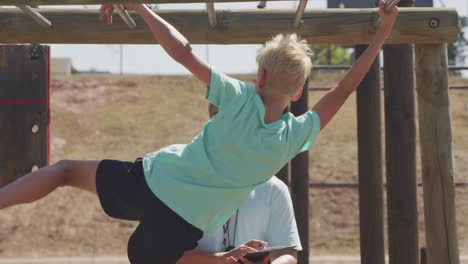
[14,0,466,75]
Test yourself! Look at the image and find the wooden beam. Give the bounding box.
[384,43,419,264]
[0,8,458,44]
[355,45,385,264]
[290,80,309,264]
[384,0,421,255]
[415,44,460,264]
[0,45,50,187]
[0,0,285,4]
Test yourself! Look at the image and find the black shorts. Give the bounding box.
[95,159,203,264]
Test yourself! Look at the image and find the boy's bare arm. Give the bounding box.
[312,0,398,130]
[100,4,211,85]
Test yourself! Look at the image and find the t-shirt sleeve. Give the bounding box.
[289,110,321,155]
[205,67,251,108]
[265,180,302,250]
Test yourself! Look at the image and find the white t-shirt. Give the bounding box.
[196,176,302,252]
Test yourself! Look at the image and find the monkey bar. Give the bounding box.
[0,8,457,44]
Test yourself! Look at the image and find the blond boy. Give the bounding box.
[0,2,398,263]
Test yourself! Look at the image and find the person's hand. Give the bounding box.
[238,254,270,264]
[99,4,114,25]
[378,0,399,38]
[99,4,141,25]
[222,240,268,264]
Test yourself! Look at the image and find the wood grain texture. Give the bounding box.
[384,43,419,264]
[0,45,49,188]
[415,44,460,264]
[0,8,458,44]
[0,0,285,4]
[355,45,385,264]
[384,2,419,261]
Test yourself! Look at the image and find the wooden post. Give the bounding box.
[276,161,289,186]
[290,79,309,264]
[421,248,427,264]
[355,45,385,264]
[383,1,419,263]
[0,45,50,187]
[415,44,460,264]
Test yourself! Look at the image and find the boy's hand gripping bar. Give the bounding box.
[383,0,400,12]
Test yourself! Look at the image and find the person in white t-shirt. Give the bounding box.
[176,105,301,264]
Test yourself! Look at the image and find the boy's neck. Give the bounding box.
[259,94,290,124]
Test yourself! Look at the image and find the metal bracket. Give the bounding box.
[30,44,41,60]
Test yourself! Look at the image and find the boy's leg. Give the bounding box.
[0,160,99,209]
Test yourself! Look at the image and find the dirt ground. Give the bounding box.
[0,73,466,258]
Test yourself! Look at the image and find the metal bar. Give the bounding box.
[16,5,52,28]
[294,0,308,28]
[314,65,350,70]
[448,66,468,70]
[309,181,468,188]
[313,65,468,71]
[308,85,468,91]
[449,85,468,89]
[356,44,385,264]
[206,1,216,27]
[112,4,136,29]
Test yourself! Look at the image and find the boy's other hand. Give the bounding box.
[99,4,140,25]
[99,4,114,25]
[378,0,399,38]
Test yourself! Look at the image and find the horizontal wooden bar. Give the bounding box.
[0,0,284,4]
[0,8,458,44]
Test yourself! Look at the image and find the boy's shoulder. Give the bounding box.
[211,68,253,90]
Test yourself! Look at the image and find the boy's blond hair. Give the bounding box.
[256,34,313,98]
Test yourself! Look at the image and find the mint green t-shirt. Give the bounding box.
[142,68,321,233]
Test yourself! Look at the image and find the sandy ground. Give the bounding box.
[0,73,466,259]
